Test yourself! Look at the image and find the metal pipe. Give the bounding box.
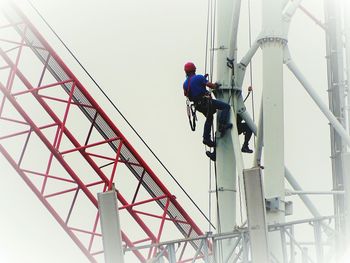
[314,221,324,263]
[286,190,345,195]
[282,0,303,19]
[282,0,304,37]
[252,100,264,167]
[240,38,261,67]
[228,0,242,61]
[284,47,350,147]
[235,38,261,89]
[345,0,350,134]
[285,168,321,218]
[98,188,125,263]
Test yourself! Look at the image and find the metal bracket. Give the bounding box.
[265,197,281,212]
[258,36,288,46]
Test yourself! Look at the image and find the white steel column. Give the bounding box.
[261,0,285,260]
[243,167,270,263]
[342,153,350,251]
[98,188,125,263]
[345,0,350,134]
[324,1,347,257]
[215,0,241,261]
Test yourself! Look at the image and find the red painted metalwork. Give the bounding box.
[0,3,209,262]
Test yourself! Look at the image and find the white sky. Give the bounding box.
[0,0,340,262]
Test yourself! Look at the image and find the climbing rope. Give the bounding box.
[204,3,225,255]
[204,3,225,261]
[209,0,217,81]
[248,0,256,148]
[204,0,211,75]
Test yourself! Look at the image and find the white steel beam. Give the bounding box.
[215,1,241,261]
[342,153,350,250]
[261,0,286,261]
[324,0,348,258]
[285,190,345,195]
[345,0,350,134]
[284,48,350,147]
[243,167,270,263]
[253,101,264,167]
[98,188,125,263]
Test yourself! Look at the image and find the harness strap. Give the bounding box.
[184,76,198,131]
[184,75,194,98]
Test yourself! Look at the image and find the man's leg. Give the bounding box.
[203,113,215,147]
[240,123,253,153]
[211,99,230,124]
[196,101,216,148]
[211,99,232,136]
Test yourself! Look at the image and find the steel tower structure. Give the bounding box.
[1,1,350,263]
[211,0,350,261]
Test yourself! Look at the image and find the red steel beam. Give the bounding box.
[0,3,209,262]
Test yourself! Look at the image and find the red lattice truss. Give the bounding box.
[0,4,207,262]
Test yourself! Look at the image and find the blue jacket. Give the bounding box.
[183,74,208,102]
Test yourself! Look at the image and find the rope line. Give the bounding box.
[26,0,215,229]
[208,156,212,232]
[204,0,211,75]
[206,1,224,260]
[209,0,217,82]
[248,0,256,148]
[204,5,225,258]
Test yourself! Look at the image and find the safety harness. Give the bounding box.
[184,75,197,131]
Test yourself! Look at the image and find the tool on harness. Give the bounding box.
[186,98,197,131]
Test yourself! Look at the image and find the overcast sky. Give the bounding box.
[0,0,340,262]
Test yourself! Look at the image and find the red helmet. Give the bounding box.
[184,62,196,73]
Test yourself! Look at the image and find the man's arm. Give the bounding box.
[206,82,221,89]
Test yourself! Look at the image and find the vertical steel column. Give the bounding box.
[289,226,296,263]
[342,153,350,251]
[344,0,350,133]
[215,0,241,261]
[280,227,288,263]
[342,0,350,255]
[167,244,177,263]
[313,221,324,263]
[98,188,125,263]
[261,0,286,260]
[324,0,347,258]
[241,232,249,262]
[243,167,270,263]
[301,247,309,263]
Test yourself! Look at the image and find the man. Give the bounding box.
[237,114,253,153]
[183,62,232,161]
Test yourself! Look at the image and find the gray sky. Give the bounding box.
[0,0,337,262]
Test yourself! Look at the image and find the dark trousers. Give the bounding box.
[237,121,252,145]
[195,97,230,141]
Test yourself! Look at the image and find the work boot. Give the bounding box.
[241,143,253,153]
[206,150,216,161]
[203,138,216,148]
[218,123,233,137]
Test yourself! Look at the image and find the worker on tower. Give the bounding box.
[237,114,253,153]
[183,62,232,161]
[236,85,254,153]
